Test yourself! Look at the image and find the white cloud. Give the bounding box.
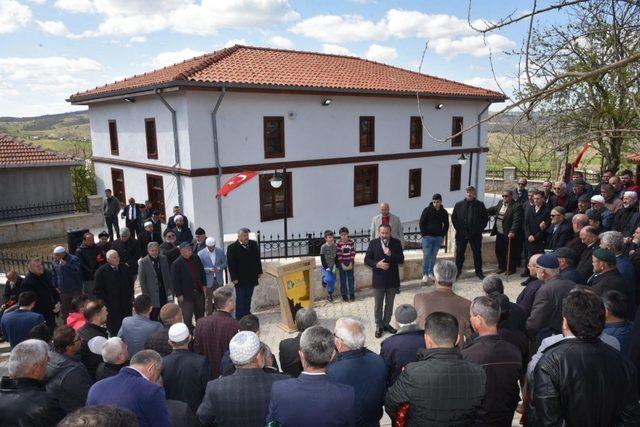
[0,56,102,90]
[54,0,94,13]
[385,9,482,40]
[431,34,516,58]
[150,48,205,68]
[365,44,397,62]
[224,38,247,48]
[35,20,71,36]
[129,35,146,43]
[463,76,516,93]
[0,0,32,33]
[290,14,386,43]
[321,43,354,56]
[26,0,46,4]
[268,35,293,49]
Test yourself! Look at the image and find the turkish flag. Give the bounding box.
[216,171,258,197]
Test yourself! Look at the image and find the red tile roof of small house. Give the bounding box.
[627,153,640,164]
[69,45,506,103]
[0,134,82,167]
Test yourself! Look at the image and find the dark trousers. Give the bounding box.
[495,233,520,272]
[179,292,205,331]
[455,234,483,275]
[60,290,82,322]
[373,287,396,329]
[235,286,255,320]
[105,215,120,241]
[523,240,544,275]
[150,307,160,322]
[125,219,140,239]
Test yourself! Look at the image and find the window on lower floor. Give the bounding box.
[259,172,292,221]
[354,164,378,206]
[409,168,421,198]
[450,164,462,191]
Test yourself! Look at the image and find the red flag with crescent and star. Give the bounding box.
[216,171,258,197]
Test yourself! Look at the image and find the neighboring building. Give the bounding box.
[68,45,504,240]
[0,133,83,220]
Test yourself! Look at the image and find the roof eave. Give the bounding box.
[0,161,84,169]
[68,80,507,104]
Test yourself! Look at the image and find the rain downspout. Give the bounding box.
[475,103,491,190]
[155,89,184,209]
[211,87,226,248]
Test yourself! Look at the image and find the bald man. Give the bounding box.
[370,202,403,241]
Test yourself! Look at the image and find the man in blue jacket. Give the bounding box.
[268,326,355,426]
[1,291,45,348]
[198,237,227,316]
[52,245,83,323]
[87,349,172,427]
[327,317,387,427]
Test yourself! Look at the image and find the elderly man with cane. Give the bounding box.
[487,190,524,279]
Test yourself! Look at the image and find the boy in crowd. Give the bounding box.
[336,227,356,302]
[320,230,338,303]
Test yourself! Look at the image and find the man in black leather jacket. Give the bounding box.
[530,289,640,426]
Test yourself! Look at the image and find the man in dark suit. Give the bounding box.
[139,221,163,257]
[365,223,405,338]
[226,228,262,320]
[167,206,189,229]
[87,350,172,427]
[171,216,193,246]
[111,227,141,283]
[94,250,134,336]
[197,330,289,427]
[268,326,355,426]
[19,258,60,332]
[566,213,589,264]
[576,226,600,280]
[451,186,489,280]
[546,207,573,250]
[171,243,206,331]
[588,248,629,298]
[162,323,212,414]
[554,247,586,284]
[278,307,318,377]
[523,191,551,278]
[121,198,142,239]
[487,189,523,275]
[514,178,529,205]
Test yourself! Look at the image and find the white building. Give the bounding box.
[69,45,504,243]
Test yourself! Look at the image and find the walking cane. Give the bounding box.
[506,234,513,282]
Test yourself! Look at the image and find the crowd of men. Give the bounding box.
[2,168,640,426]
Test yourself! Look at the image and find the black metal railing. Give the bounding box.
[0,250,53,276]
[0,199,88,222]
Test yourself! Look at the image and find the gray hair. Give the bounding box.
[601,230,625,253]
[120,227,130,237]
[213,285,235,310]
[237,227,250,235]
[334,317,365,351]
[147,241,160,251]
[572,213,589,227]
[295,308,318,332]
[8,339,49,378]
[482,275,504,295]
[106,249,118,261]
[101,337,126,364]
[555,181,566,189]
[130,349,162,368]
[300,326,335,369]
[471,296,501,327]
[434,260,457,286]
[624,191,638,200]
[502,189,514,196]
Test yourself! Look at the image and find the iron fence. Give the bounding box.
[0,250,53,276]
[0,199,88,222]
[486,169,504,179]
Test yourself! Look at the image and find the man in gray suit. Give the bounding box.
[370,202,403,242]
[197,237,227,316]
[118,294,163,357]
[138,242,172,321]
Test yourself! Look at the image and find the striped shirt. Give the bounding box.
[336,239,356,265]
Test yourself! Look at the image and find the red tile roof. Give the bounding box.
[628,153,640,164]
[0,134,81,167]
[69,45,505,102]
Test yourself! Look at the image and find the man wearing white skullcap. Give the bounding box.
[197,236,227,315]
[52,244,83,322]
[197,331,288,427]
[139,219,163,258]
[161,323,212,413]
[588,194,614,231]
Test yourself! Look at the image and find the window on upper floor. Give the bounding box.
[145,118,158,160]
[410,116,423,149]
[108,120,119,155]
[359,116,375,152]
[451,116,463,147]
[409,168,422,198]
[264,117,285,158]
[354,164,378,206]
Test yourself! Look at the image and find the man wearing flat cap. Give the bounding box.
[171,242,206,331]
[193,228,208,253]
[589,248,628,298]
[198,237,227,316]
[526,254,576,343]
[553,247,585,285]
[197,331,288,427]
[380,304,425,386]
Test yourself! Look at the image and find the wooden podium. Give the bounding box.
[264,258,316,332]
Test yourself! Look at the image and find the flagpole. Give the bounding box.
[283,166,288,258]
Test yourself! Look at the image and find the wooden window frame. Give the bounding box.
[145,118,158,160]
[146,174,166,222]
[108,120,119,155]
[451,116,463,147]
[409,168,422,198]
[359,116,375,152]
[409,116,423,149]
[354,164,378,207]
[450,164,462,191]
[259,172,293,222]
[263,116,285,159]
[111,168,126,206]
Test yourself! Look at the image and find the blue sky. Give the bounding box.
[0,0,551,116]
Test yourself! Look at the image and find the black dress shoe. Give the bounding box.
[384,325,397,334]
[476,273,485,280]
[375,328,383,338]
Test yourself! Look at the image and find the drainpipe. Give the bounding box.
[211,87,226,248]
[155,89,184,210]
[475,103,491,191]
